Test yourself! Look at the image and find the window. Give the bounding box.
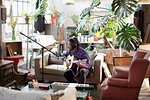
[4,0,35,40]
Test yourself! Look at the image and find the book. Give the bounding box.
[6,45,14,56]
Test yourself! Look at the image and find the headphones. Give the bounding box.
[69,37,78,50]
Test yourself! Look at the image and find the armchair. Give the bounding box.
[101,51,149,100]
[113,51,150,78]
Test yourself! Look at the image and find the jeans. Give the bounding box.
[64,67,89,84]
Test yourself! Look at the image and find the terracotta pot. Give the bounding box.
[25,17,30,23]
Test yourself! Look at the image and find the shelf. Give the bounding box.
[4,40,22,43]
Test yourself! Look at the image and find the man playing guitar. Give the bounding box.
[62,37,90,84]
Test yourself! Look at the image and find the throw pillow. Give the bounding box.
[50,90,64,100]
[87,50,97,73]
[49,53,63,65]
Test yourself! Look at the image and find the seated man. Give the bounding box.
[62,37,90,84]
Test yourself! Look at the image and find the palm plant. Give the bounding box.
[76,0,140,52]
[116,23,140,51]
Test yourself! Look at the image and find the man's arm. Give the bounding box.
[77,49,90,68]
[82,52,90,68]
[62,50,70,61]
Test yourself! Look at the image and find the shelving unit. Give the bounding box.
[3,40,22,58]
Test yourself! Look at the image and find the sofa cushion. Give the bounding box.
[42,64,64,76]
[49,53,63,65]
[87,51,97,68]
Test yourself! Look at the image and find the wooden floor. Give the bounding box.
[139,79,150,100]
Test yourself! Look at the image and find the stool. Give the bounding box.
[4,55,24,73]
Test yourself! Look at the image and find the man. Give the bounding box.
[62,37,90,84]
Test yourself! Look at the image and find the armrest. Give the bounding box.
[59,87,77,100]
[113,56,133,66]
[112,68,129,79]
[35,52,51,68]
[92,54,104,81]
[108,78,128,87]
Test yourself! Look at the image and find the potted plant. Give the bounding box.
[76,0,140,52]
[23,12,30,23]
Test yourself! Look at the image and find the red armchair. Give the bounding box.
[101,51,149,100]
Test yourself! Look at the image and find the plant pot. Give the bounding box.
[25,17,30,23]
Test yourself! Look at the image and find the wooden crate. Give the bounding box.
[3,41,22,58]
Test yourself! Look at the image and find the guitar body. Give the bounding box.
[63,54,87,77]
[63,54,75,70]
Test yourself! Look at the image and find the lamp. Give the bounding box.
[63,0,75,5]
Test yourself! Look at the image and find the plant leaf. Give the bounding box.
[112,0,138,18]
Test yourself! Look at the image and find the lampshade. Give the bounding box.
[10,0,13,4]
[63,0,75,5]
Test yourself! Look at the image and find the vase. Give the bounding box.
[12,28,16,40]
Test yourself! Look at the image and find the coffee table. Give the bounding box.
[21,82,89,100]
[21,83,53,93]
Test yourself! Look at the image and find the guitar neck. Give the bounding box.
[72,59,87,64]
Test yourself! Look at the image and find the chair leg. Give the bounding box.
[97,83,101,90]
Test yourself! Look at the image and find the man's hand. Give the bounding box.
[76,60,83,67]
[66,59,71,66]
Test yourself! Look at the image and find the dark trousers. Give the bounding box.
[64,67,89,84]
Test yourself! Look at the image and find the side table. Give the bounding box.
[4,55,24,73]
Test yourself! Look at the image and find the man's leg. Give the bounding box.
[64,69,76,83]
[79,68,89,84]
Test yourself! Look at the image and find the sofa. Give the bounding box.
[0,86,77,100]
[34,51,104,85]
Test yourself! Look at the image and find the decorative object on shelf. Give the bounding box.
[23,12,30,23]
[50,6,65,27]
[9,15,18,40]
[49,1,66,41]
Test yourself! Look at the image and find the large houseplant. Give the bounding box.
[76,0,140,52]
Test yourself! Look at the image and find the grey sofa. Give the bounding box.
[35,51,104,85]
[0,86,77,100]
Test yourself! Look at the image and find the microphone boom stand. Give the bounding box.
[20,32,58,81]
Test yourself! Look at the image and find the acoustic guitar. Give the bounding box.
[63,54,87,77]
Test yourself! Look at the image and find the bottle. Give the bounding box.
[33,79,38,89]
